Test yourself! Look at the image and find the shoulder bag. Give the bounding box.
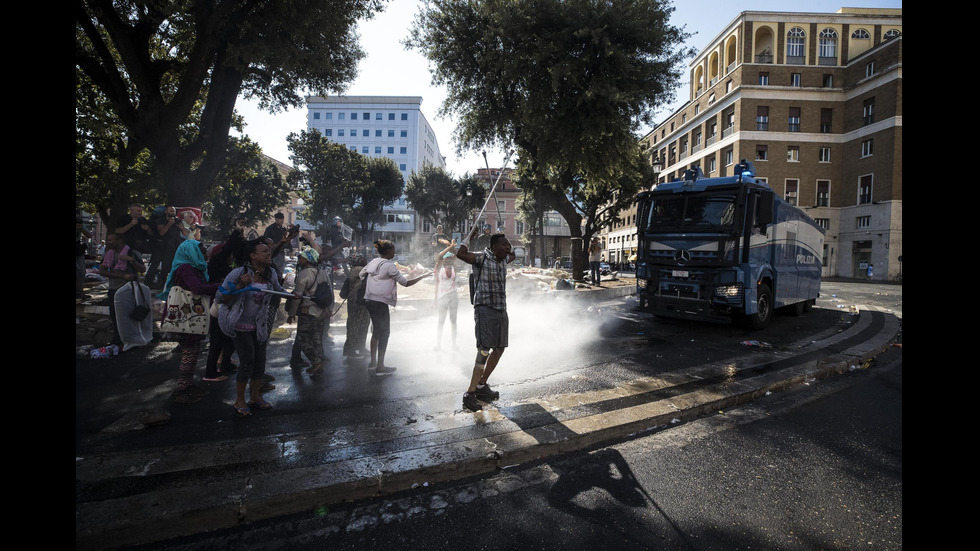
[159,285,211,335]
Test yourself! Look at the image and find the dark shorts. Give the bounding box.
[474,305,508,350]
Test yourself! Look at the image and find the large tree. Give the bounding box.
[203,141,291,239]
[349,156,405,248]
[404,166,486,235]
[408,0,692,277]
[286,129,372,231]
[76,0,386,211]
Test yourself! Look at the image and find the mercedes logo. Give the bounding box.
[673,249,691,263]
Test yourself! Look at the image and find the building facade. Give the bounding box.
[638,7,902,281]
[305,96,447,258]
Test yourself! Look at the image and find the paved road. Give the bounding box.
[75,279,900,549]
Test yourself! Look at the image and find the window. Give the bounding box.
[400,130,408,137]
[497,200,506,212]
[858,175,872,204]
[787,146,800,162]
[338,129,345,137]
[362,146,369,154]
[324,129,332,137]
[884,29,901,40]
[388,113,395,120]
[387,147,394,154]
[756,145,768,161]
[375,112,382,120]
[388,130,394,137]
[820,108,833,133]
[790,73,801,87]
[401,113,408,120]
[822,74,833,87]
[399,163,406,170]
[708,157,716,173]
[400,147,407,154]
[375,146,382,154]
[818,28,838,58]
[363,112,370,120]
[313,112,320,119]
[756,106,769,130]
[819,147,831,162]
[725,80,733,93]
[784,180,798,206]
[338,112,345,120]
[787,27,805,59]
[325,112,333,120]
[758,72,769,85]
[351,112,357,120]
[861,138,874,157]
[516,221,525,234]
[852,29,870,40]
[375,130,382,137]
[863,98,875,125]
[865,61,875,78]
[817,181,830,207]
[362,130,369,136]
[815,218,830,231]
[788,107,800,132]
[856,215,871,229]
[725,149,734,166]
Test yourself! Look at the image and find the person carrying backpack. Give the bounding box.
[286,246,332,376]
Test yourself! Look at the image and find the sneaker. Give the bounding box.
[290,358,310,369]
[306,361,324,375]
[462,392,482,412]
[171,388,203,404]
[259,382,276,392]
[473,383,499,401]
[374,366,397,376]
[262,373,275,381]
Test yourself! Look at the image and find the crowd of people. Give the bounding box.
[80,205,521,416]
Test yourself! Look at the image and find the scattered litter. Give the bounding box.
[741,340,773,349]
[270,327,291,340]
[765,391,772,396]
[411,482,430,489]
[89,345,119,359]
[670,418,681,424]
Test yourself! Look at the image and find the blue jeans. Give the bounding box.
[589,261,600,285]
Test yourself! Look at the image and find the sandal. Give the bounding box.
[234,404,252,417]
[247,400,272,410]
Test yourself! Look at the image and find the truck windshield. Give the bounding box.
[644,192,738,231]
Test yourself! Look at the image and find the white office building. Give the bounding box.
[305,96,447,258]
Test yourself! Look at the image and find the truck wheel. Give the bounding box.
[782,301,805,316]
[802,299,813,313]
[747,283,773,329]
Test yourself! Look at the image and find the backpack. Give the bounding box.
[311,268,334,310]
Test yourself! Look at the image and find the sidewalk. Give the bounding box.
[75,274,900,549]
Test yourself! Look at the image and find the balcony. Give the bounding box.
[755,53,773,64]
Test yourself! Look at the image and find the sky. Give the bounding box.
[234,0,902,177]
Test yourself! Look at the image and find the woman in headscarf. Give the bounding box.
[286,246,330,376]
[158,239,222,404]
[216,239,293,417]
[342,255,370,359]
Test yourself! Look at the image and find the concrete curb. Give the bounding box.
[75,306,899,550]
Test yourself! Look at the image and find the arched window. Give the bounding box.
[787,27,805,58]
[819,28,838,58]
[851,29,870,39]
[884,29,902,40]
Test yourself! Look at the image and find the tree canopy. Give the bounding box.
[408,0,692,275]
[76,0,387,210]
[404,166,486,235]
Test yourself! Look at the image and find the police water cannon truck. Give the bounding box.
[634,160,824,329]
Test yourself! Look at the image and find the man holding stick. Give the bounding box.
[455,224,516,412]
